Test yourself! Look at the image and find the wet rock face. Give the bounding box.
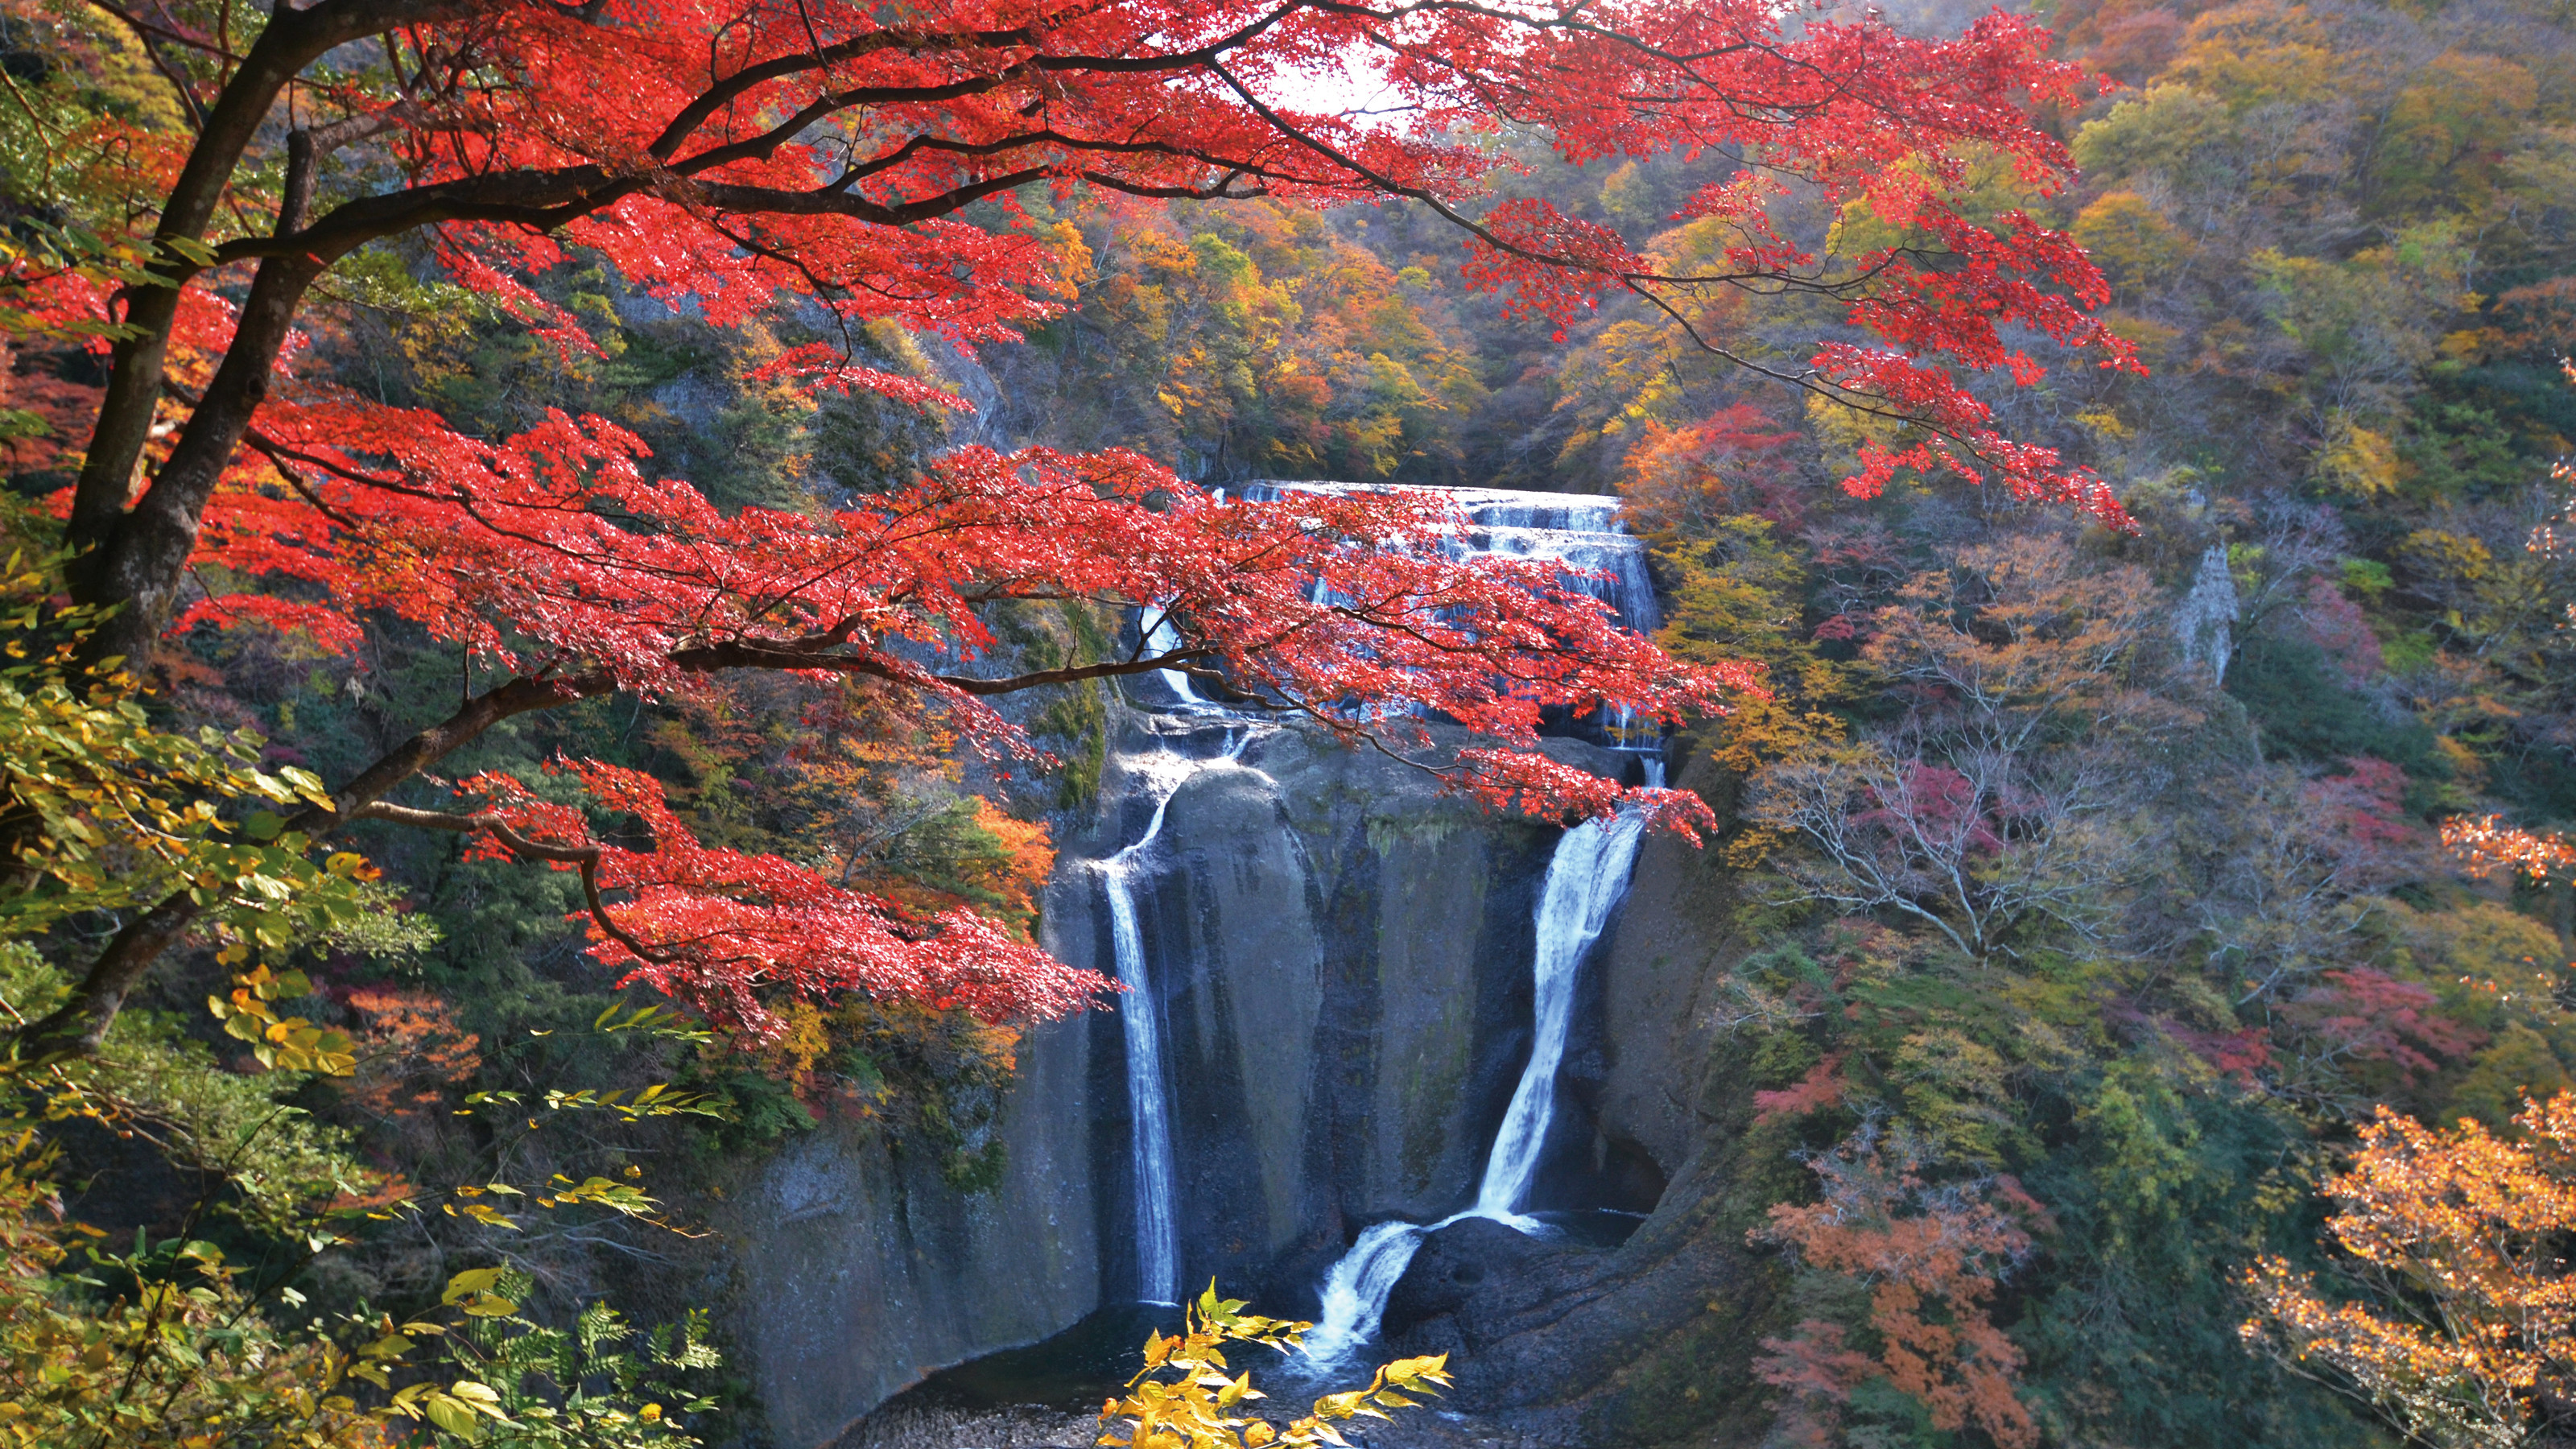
[1114,719,1587,1298]
[719,1022,1105,1449]
[728,712,1624,1443]
[1364,745,1783,1445]
[1382,1218,1585,1340]
[734,718,1785,1449]
[1375,1155,1772,1435]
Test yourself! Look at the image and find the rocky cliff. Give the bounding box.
[1372,745,1781,1447]
[727,707,1777,1448]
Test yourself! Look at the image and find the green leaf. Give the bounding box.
[422,1395,484,1441]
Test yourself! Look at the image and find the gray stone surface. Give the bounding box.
[730,711,1628,1445]
[723,983,1104,1449]
[731,715,1789,1449]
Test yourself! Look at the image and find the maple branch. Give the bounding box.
[1200,61,1614,284]
[646,0,1323,164]
[1617,276,2120,506]
[659,637,1216,693]
[276,105,423,235]
[14,625,1224,1057]
[72,250,332,669]
[349,804,672,965]
[12,667,590,1059]
[1299,0,1771,74]
[645,24,1037,158]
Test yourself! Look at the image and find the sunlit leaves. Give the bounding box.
[0,1119,691,1449]
[1097,1284,1449,1449]
[0,554,390,993]
[204,964,358,1075]
[2443,815,2576,884]
[2243,1094,2576,1449]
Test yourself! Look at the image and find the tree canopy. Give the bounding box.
[0,0,2129,1051]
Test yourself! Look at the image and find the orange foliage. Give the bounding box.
[2243,1093,2576,1447]
[948,799,1055,934]
[654,673,1054,940]
[341,989,481,1127]
[1752,1122,2043,1449]
[1616,404,1804,539]
[2445,814,2576,884]
[1753,1053,1847,1125]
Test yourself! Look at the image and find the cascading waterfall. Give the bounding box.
[1243,482,1657,635]
[1470,809,1651,1227]
[1241,481,1662,751]
[1302,788,1655,1367]
[1125,485,1664,1343]
[1445,490,1661,752]
[1100,823,1181,1307]
[1141,609,1211,712]
[1096,732,1251,1304]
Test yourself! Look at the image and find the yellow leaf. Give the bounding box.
[442,1268,506,1303]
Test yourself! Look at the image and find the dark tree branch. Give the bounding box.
[13,624,1217,1058]
[67,0,485,605]
[349,804,672,964]
[12,667,588,1059]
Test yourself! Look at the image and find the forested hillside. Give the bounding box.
[4,0,2576,1443]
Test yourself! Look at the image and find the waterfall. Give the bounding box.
[1308,1220,1432,1358]
[1141,609,1210,712]
[1101,833,1180,1306]
[1300,803,1652,1367]
[1239,481,1662,750]
[1243,481,1655,630]
[1096,734,1250,1305]
[1471,812,1649,1227]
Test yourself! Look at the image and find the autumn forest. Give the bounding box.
[2,0,2575,1443]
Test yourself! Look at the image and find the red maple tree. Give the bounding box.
[6,0,2132,1049]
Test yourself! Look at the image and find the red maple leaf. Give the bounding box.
[10,0,2136,1051]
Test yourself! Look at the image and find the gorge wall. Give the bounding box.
[718,704,1779,1448]
[718,473,1777,1447]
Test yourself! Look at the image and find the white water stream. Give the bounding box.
[1110,482,1660,1329]
[1141,609,1212,712]
[1301,793,1653,1367]
[1098,733,1250,1305]
[1241,481,1663,751]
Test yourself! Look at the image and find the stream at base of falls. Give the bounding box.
[860,1203,1649,1426]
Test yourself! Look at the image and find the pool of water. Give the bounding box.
[1527,1207,1648,1249]
[873,1302,1188,1414]
[873,1208,1645,1420]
